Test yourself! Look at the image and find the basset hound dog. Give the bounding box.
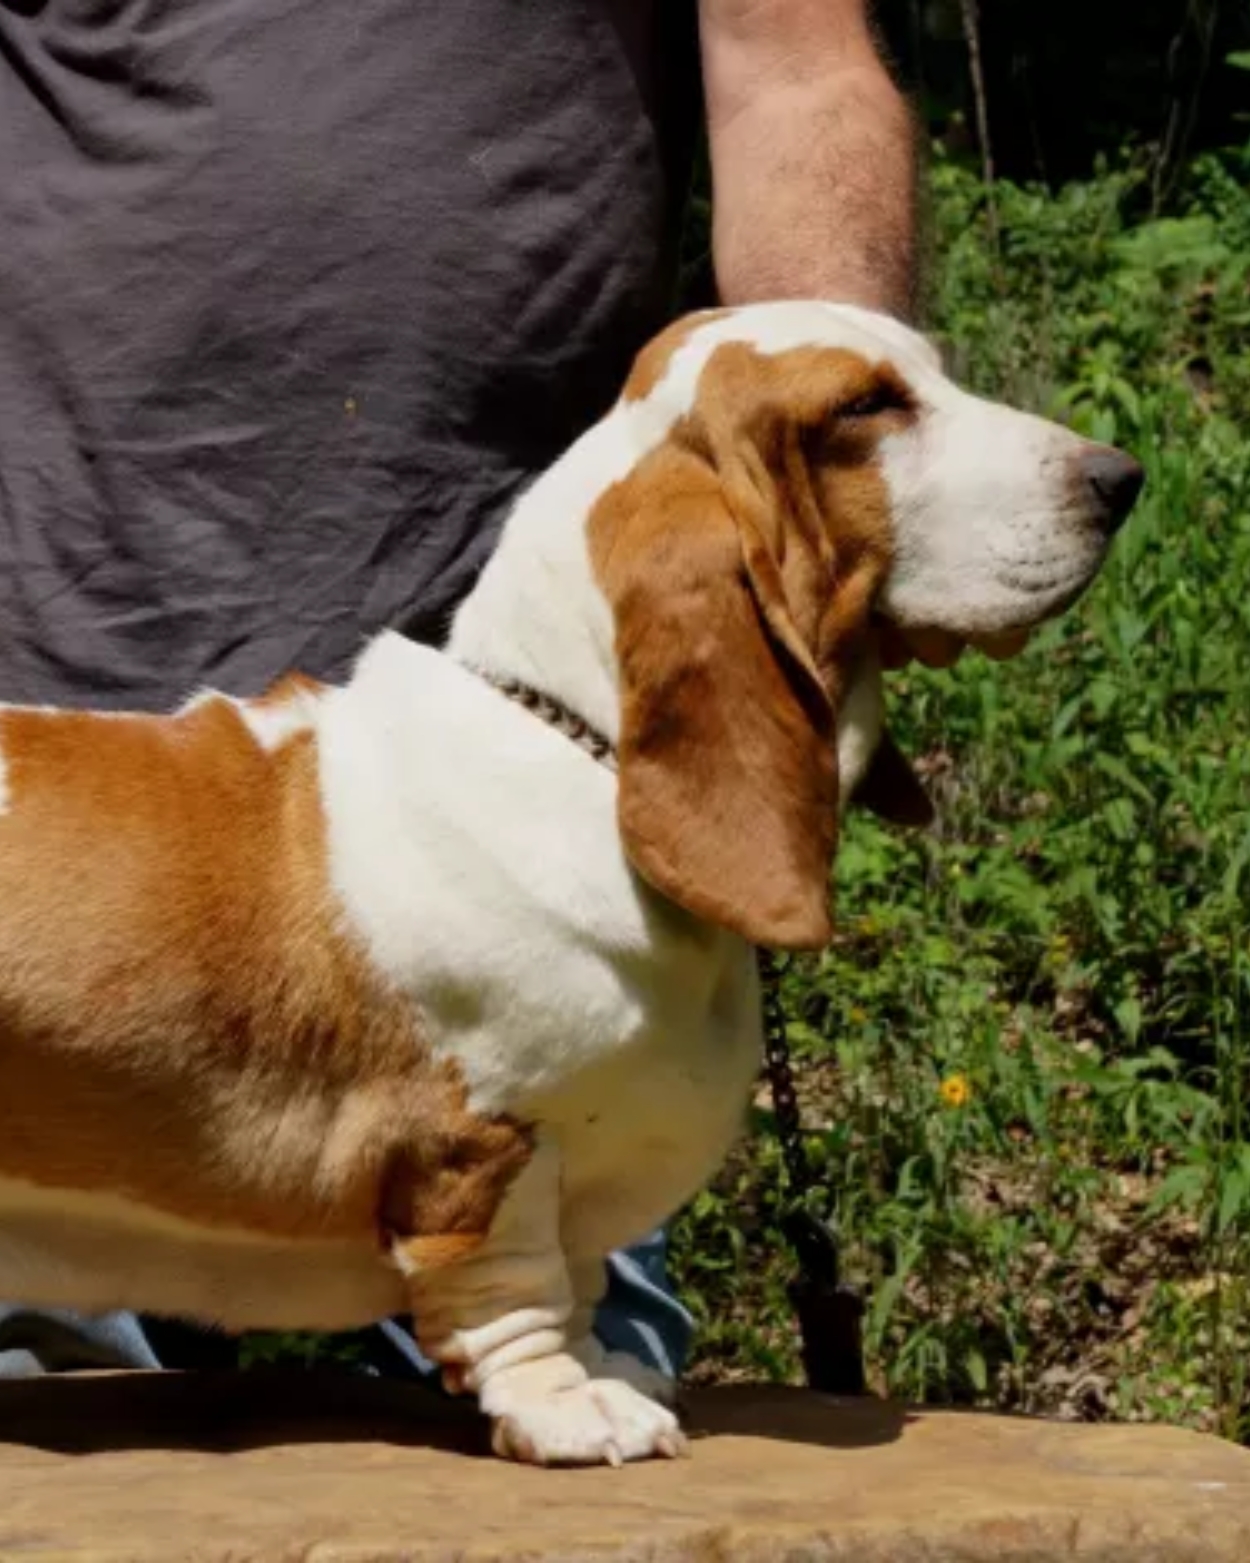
[0,303,1142,1465]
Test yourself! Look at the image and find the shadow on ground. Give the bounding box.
[0,1370,908,1459]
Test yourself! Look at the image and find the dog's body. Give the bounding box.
[0,304,1141,1464]
[0,643,759,1340]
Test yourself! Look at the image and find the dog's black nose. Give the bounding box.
[1083,448,1145,533]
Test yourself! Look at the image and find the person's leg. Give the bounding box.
[0,1307,163,1378]
[596,1229,692,1380]
[0,1304,425,1381]
[561,1231,691,1407]
[0,1235,689,1386]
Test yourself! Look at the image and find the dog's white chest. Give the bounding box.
[319,641,763,1251]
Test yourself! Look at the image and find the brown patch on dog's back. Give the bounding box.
[0,688,530,1263]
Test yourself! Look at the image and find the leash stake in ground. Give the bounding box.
[757,949,867,1397]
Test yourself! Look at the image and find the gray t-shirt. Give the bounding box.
[0,0,697,707]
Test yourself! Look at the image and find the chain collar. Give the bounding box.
[466,666,617,773]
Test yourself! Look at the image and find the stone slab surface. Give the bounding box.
[0,1371,1246,1561]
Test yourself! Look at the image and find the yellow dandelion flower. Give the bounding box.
[848,1006,869,1025]
[940,1073,972,1109]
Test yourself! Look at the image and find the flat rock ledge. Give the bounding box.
[0,1372,1246,1561]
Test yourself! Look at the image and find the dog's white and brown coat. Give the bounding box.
[0,304,1141,1464]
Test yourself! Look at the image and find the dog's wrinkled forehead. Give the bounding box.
[813,302,943,377]
[627,301,944,420]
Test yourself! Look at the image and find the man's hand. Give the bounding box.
[699,0,917,318]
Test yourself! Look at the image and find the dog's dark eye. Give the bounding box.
[839,386,908,420]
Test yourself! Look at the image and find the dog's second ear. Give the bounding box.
[854,729,935,827]
[590,447,838,950]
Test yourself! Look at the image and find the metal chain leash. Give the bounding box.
[758,948,807,1189]
[757,949,867,1397]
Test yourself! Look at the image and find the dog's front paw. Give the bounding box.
[489,1376,686,1467]
[568,1337,679,1409]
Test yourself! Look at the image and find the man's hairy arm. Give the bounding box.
[699,0,918,318]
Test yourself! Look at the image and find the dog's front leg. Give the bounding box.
[391,1137,685,1466]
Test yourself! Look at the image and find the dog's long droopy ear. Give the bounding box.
[590,445,839,950]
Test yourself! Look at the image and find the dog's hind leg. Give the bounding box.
[390,1136,685,1466]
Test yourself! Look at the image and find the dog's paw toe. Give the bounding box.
[490,1378,685,1467]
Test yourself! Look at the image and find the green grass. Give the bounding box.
[672,146,1250,1442]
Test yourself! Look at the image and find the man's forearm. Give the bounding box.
[702,13,919,319]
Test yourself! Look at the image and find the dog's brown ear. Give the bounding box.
[590,447,839,950]
[854,729,935,827]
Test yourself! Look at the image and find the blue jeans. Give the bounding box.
[0,1231,691,1382]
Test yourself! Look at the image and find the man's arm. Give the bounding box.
[699,0,918,318]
